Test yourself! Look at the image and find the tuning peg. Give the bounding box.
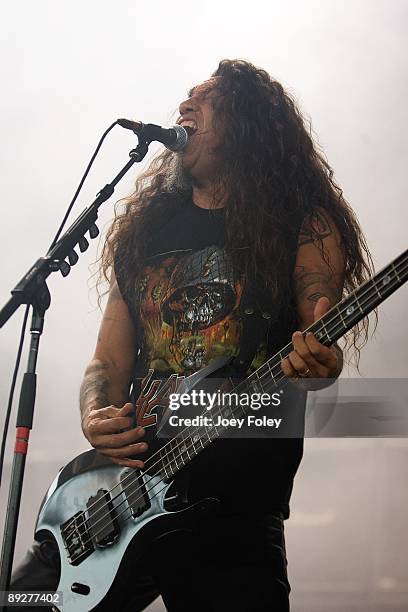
[68,250,79,265]
[59,260,71,277]
[89,223,99,239]
[78,236,89,252]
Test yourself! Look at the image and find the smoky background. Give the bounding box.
[0,1,407,610]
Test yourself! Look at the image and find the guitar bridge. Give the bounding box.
[61,511,94,566]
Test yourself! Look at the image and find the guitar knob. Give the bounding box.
[71,582,90,595]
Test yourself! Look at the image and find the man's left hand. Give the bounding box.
[281,296,342,385]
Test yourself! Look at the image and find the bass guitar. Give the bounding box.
[34,248,407,611]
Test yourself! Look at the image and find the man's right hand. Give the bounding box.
[82,402,147,468]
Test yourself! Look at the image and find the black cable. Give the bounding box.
[0,120,120,490]
[48,120,118,251]
[0,304,30,488]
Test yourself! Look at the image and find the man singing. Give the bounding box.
[11,59,373,611]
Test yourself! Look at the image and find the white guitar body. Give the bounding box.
[35,449,215,612]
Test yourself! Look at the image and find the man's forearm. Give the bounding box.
[79,359,130,432]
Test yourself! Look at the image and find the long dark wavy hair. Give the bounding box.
[98,59,375,362]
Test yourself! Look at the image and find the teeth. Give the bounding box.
[180,120,197,132]
[183,125,196,137]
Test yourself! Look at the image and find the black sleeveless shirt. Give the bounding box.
[115,197,306,518]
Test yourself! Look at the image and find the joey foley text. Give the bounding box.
[167,390,283,430]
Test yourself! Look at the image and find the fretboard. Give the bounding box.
[155,248,408,480]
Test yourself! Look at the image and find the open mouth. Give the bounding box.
[183,125,197,137]
[178,120,198,137]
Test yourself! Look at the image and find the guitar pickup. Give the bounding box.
[86,489,120,547]
[120,470,151,518]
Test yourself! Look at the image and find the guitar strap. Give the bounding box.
[231,281,276,375]
[231,217,301,375]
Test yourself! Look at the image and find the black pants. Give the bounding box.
[10,511,290,612]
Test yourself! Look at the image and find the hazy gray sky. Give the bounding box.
[0,3,407,605]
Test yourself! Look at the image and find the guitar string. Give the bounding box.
[62,255,408,548]
[61,257,407,553]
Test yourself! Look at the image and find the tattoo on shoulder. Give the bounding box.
[298,210,332,247]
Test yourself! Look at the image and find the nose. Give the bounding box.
[179,97,198,116]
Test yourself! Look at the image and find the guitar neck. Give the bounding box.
[155,248,408,480]
[300,249,407,347]
[257,248,408,381]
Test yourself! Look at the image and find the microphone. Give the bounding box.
[117,119,188,152]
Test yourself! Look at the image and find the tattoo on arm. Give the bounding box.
[79,361,129,423]
[80,362,109,421]
[298,210,332,246]
[294,270,342,307]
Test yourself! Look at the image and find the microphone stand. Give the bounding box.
[0,136,149,598]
